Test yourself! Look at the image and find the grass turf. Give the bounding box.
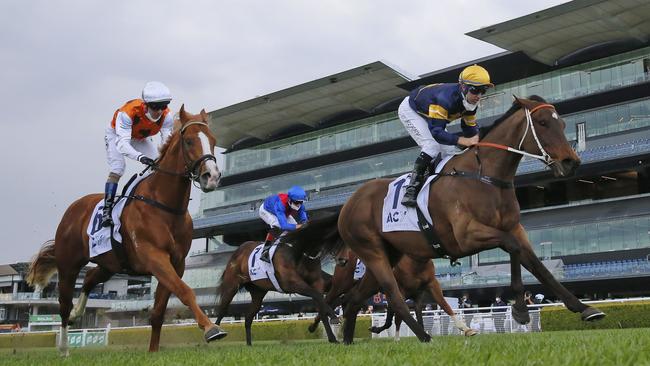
[1,328,648,366]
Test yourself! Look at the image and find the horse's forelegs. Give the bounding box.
[244,289,267,346]
[501,234,529,325]
[512,225,605,321]
[289,279,338,343]
[146,250,227,342]
[70,266,114,324]
[148,284,171,352]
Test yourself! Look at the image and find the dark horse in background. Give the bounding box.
[214,219,341,345]
[308,247,476,338]
[290,96,605,344]
[27,107,227,355]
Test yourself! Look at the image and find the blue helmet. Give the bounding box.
[287,186,307,201]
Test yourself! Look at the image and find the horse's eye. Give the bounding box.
[184,138,193,146]
[538,120,547,127]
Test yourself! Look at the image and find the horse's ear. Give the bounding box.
[179,104,187,124]
[200,108,208,119]
[512,95,532,109]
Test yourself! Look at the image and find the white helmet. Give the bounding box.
[142,81,172,103]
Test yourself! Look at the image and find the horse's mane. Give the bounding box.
[281,212,343,260]
[480,95,547,138]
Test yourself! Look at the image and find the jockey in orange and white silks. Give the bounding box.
[398,65,494,207]
[258,186,308,263]
[101,81,174,227]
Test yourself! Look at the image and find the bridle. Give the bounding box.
[142,121,218,183]
[444,103,558,190]
[475,103,556,166]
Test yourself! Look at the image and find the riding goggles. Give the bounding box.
[467,85,488,95]
[147,101,170,110]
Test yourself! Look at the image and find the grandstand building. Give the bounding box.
[118,0,650,313]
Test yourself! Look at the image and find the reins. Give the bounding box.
[444,103,557,189]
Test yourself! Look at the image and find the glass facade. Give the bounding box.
[201,148,417,209]
[478,215,650,265]
[480,47,650,118]
[201,94,650,211]
[219,46,650,183]
[224,112,405,175]
[563,98,650,140]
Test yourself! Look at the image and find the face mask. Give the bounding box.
[289,201,302,210]
[145,110,162,122]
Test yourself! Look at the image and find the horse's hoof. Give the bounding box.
[307,324,318,333]
[328,338,339,344]
[581,307,606,321]
[419,334,431,343]
[369,326,382,334]
[512,304,531,325]
[204,326,228,342]
[464,328,478,337]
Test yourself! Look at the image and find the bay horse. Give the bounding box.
[307,248,476,337]
[26,106,227,355]
[214,218,341,346]
[290,96,605,344]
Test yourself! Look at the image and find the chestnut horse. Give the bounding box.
[214,219,341,346]
[27,106,226,355]
[290,96,605,344]
[308,248,476,337]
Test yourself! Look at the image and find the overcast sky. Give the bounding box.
[0,0,568,263]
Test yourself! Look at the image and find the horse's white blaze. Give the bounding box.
[198,132,220,187]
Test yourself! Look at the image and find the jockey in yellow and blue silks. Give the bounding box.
[258,186,309,263]
[398,64,494,207]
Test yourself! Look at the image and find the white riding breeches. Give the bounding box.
[105,127,159,177]
[259,205,297,230]
[398,96,457,159]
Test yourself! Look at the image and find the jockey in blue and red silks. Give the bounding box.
[258,186,308,263]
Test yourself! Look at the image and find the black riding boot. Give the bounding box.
[259,239,273,263]
[401,152,433,207]
[101,182,118,227]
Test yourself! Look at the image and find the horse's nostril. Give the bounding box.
[201,172,211,181]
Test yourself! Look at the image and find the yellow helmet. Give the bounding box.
[459,65,494,87]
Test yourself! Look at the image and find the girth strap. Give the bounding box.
[415,205,460,266]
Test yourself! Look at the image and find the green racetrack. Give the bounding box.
[2,328,648,366]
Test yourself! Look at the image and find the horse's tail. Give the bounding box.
[283,211,343,256]
[26,240,57,289]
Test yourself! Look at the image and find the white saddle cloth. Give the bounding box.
[86,173,148,259]
[248,243,283,293]
[381,155,452,232]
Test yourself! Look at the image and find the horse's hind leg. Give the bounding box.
[56,261,85,357]
[426,276,476,336]
[512,225,605,321]
[370,306,394,334]
[70,266,113,324]
[244,288,267,346]
[215,262,243,325]
[342,271,380,344]
[360,257,431,343]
